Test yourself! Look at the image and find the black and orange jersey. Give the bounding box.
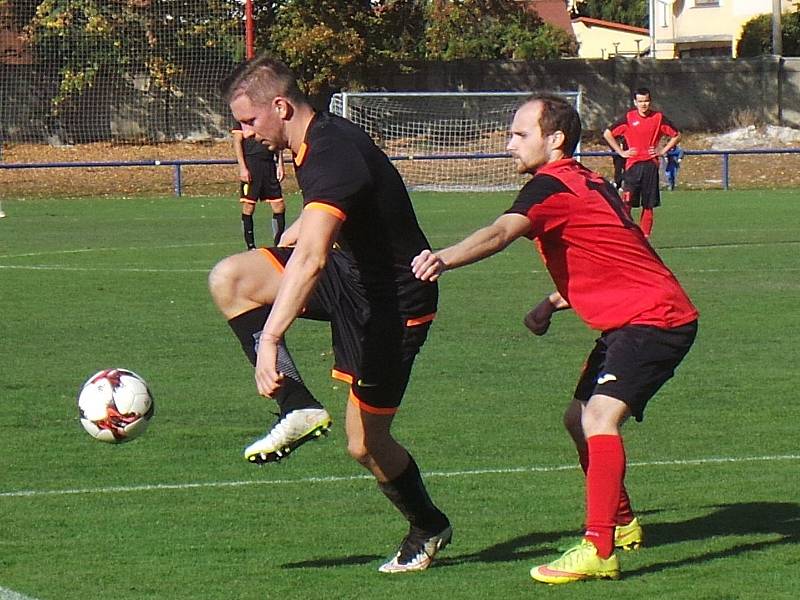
[232,121,278,170]
[293,111,435,314]
[608,109,679,169]
[505,158,697,332]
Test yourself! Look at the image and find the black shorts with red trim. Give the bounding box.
[239,166,282,203]
[573,320,697,421]
[261,247,437,414]
[623,160,661,208]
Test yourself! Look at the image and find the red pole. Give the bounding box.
[245,0,255,59]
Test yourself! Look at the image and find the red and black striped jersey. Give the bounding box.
[505,158,698,332]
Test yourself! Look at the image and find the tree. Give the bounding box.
[424,0,576,61]
[21,0,241,109]
[737,10,800,57]
[573,0,647,28]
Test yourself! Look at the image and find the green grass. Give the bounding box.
[1,190,798,600]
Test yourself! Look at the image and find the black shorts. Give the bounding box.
[573,321,697,421]
[240,164,282,204]
[261,247,438,414]
[623,161,661,208]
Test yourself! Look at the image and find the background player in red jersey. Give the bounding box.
[232,122,286,249]
[412,95,698,585]
[603,87,681,237]
[209,56,450,573]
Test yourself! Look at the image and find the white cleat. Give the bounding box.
[244,408,331,464]
[379,525,452,573]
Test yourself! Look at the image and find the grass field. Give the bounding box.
[1,189,798,600]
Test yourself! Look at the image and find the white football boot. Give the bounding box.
[244,408,331,464]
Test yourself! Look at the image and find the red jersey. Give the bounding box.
[608,109,679,169]
[505,159,698,331]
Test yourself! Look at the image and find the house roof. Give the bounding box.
[572,16,649,36]
[523,0,575,36]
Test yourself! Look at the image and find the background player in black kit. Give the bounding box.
[209,55,451,574]
[232,122,286,249]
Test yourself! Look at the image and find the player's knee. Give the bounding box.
[208,256,240,304]
[346,438,372,466]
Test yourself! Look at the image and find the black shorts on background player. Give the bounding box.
[622,161,661,208]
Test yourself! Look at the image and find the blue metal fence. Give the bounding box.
[3,149,800,196]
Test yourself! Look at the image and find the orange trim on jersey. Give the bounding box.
[406,312,436,327]
[348,389,399,416]
[305,202,346,221]
[294,142,308,166]
[258,247,285,273]
[331,369,354,383]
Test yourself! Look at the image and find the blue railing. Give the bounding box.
[3,148,800,196]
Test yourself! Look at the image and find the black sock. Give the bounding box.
[271,212,285,246]
[242,213,255,249]
[378,456,449,532]
[227,307,323,415]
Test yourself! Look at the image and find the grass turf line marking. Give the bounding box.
[0,264,209,273]
[1,454,797,499]
[0,587,42,600]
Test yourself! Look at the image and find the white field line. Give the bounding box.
[1,454,797,500]
[0,586,41,600]
[0,241,230,260]
[0,264,208,273]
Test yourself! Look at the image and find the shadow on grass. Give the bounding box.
[281,502,798,571]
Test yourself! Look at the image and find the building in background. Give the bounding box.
[653,0,796,58]
[571,17,649,59]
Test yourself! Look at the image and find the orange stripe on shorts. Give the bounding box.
[348,389,398,416]
[258,248,285,273]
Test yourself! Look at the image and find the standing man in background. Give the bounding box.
[603,87,680,237]
[232,122,286,249]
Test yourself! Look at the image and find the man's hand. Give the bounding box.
[411,249,446,282]
[254,332,284,398]
[523,293,569,336]
[239,165,251,182]
[523,300,555,336]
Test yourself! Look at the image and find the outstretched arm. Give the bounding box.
[411,213,531,282]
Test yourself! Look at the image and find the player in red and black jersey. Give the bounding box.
[412,95,698,585]
[209,55,450,573]
[231,122,286,249]
[603,87,681,237]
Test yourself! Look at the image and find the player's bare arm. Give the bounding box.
[276,151,285,182]
[659,132,682,157]
[255,208,342,397]
[412,213,530,282]
[277,213,302,247]
[232,130,250,181]
[602,129,632,158]
[523,291,570,336]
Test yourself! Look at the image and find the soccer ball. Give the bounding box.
[77,368,154,443]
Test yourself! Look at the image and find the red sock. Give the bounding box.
[621,191,633,218]
[577,446,634,526]
[584,435,626,558]
[640,208,654,236]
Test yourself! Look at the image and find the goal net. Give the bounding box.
[329,91,582,191]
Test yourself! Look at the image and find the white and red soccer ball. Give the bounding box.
[77,368,154,443]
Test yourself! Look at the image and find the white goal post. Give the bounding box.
[329,91,582,192]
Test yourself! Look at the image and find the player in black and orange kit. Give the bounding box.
[412,95,698,585]
[209,56,451,573]
[232,122,286,249]
[603,87,681,237]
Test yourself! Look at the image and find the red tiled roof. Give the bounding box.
[522,0,575,36]
[572,16,649,35]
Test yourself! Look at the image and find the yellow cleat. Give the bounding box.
[615,517,643,551]
[531,540,620,585]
